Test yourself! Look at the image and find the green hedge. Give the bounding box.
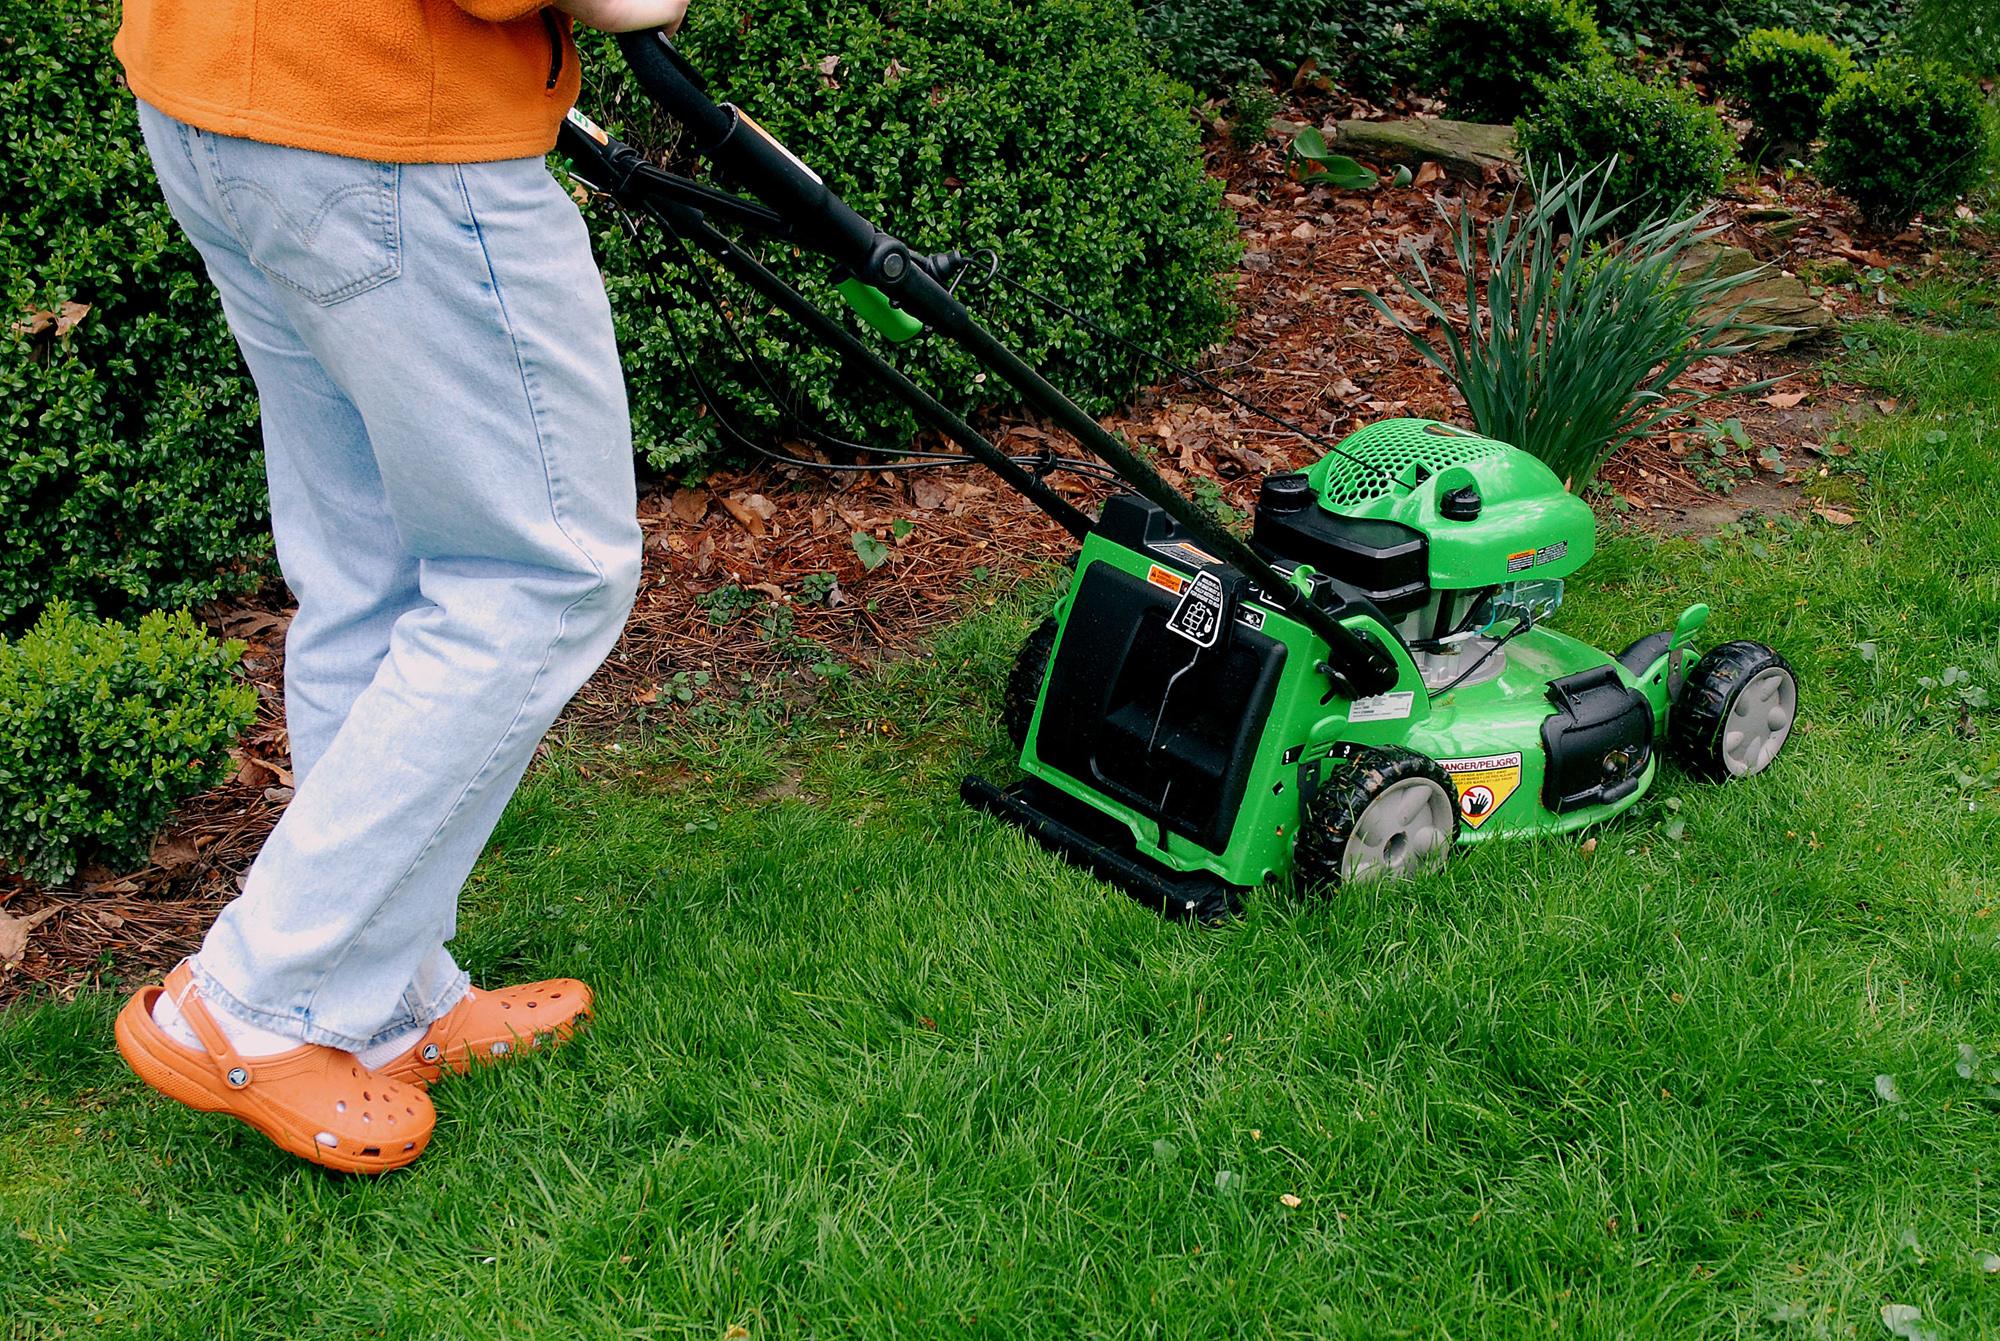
[1416,0,1610,123]
[1819,58,1989,230]
[572,0,1240,478]
[1517,66,1737,217]
[1,1,271,633]
[1728,27,1858,148]
[0,604,255,886]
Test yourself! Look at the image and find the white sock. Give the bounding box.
[353,989,474,1070]
[354,1023,433,1071]
[152,983,302,1058]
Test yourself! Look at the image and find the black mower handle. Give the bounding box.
[603,30,1402,698]
[614,30,732,148]
[615,30,882,263]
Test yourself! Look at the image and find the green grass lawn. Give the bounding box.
[4,322,1999,1339]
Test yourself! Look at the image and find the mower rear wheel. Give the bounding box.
[1669,640,1798,781]
[1002,616,1060,751]
[1295,747,1461,890]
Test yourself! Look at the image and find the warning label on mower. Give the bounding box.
[1146,564,1186,595]
[1166,570,1226,648]
[1149,540,1219,569]
[1441,751,1522,828]
[1507,542,1569,573]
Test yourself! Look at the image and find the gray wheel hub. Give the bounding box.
[1721,666,1796,777]
[1341,777,1456,884]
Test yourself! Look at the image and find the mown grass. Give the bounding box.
[3,322,1998,1339]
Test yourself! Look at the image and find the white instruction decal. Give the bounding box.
[1347,690,1415,722]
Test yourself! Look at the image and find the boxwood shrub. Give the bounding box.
[0,604,256,887]
[1516,66,1738,218]
[2,1,271,632]
[1415,0,1609,123]
[1729,27,1857,149]
[1818,58,1989,230]
[571,0,1240,476]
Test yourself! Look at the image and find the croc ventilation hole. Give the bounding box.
[316,1132,338,1148]
[1320,421,1512,508]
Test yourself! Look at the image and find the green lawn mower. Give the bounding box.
[577,33,1799,919]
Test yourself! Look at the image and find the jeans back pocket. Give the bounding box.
[205,134,402,306]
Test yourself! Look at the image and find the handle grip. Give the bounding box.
[614,29,733,149]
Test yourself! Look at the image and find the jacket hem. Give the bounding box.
[124,71,564,164]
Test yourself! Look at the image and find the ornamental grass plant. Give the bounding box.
[1365,160,1781,488]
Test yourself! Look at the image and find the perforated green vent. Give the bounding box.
[1316,420,1513,509]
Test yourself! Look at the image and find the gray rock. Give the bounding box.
[1330,118,1518,184]
[1678,241,1839,351]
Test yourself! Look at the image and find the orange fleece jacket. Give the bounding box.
[115,1,582,163]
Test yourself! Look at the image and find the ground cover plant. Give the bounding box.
[1139,0,1429,97]
[1592,0,1905,58]
[1,1,270,630]
[1365,161,1774,487]
[571,0,1239,476]
[4,317,1999,1336]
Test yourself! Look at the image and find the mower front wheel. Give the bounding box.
[1002,616,1060,751]
[1295,746,1461,891]
[1668,640,1798,781]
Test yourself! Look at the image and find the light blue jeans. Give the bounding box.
[137,102,642,1052]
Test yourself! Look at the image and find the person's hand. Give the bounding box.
[552,0,689,34]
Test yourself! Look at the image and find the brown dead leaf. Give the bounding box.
[1412,161,1445,189]
[633,684,659,705]
[1811,506,1856,526]
[0,906,59,966]
[233,752,278,788]
[230,752,294,789]
[716,495,766,537]
[10,301,89,342]
[738,493,779,522]
[669,489,710,524]
[747,581,787,602]
[150,835,202,873]
[1761,389,1808,409]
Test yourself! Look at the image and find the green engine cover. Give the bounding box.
[1306,420,1596,589]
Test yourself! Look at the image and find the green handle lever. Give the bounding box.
[836,277,924,344]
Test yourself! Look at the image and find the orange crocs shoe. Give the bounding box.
[375,978,592,1086]
[114,963,434,1175]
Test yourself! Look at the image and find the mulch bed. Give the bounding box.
[3,89,1989,1006]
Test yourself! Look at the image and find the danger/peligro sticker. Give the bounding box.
[1439,751,1522,828]
[1146,564,1185,595]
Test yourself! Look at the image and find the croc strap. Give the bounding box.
[164,960,255,1089]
